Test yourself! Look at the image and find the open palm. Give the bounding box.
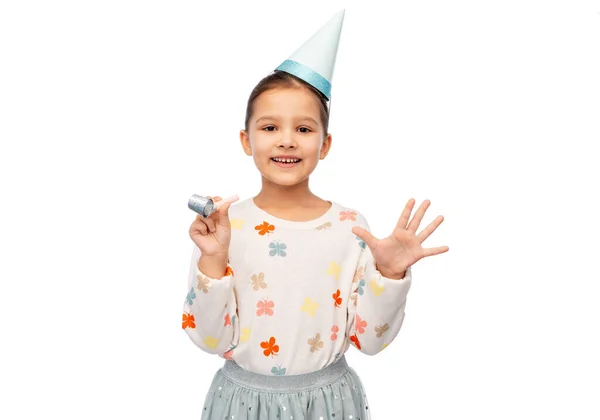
[352,198,449,279]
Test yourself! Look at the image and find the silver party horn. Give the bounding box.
[188,194,239,217]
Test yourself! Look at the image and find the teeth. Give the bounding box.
[273,158,300,163]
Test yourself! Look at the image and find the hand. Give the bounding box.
[189,196,236,258]
[352,198,449,279]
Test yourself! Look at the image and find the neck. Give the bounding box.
[255,176,318,208]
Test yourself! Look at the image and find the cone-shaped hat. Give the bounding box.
[275,9,345,100]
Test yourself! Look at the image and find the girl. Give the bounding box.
[183,10,448,420]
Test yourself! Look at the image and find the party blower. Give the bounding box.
[188,194,239,218]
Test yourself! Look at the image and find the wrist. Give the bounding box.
[198,253,229,279]
[376,263,407,280]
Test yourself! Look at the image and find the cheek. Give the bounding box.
[252,145,273,164]
[306,142,323,158]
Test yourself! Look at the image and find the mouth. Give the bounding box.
[271,157,302,168]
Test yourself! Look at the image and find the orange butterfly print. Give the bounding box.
[332,289,342,308]
[375,323,389,338]
[225,266,234,277]
[350,333,362,350]
[355,314,368,334]
[331,325,339,341]
[260,336,279,357]
[224,313,232,327]
[256,298,275,316]
[255,221,275,235]
[182,312,195,329]
[339,210,357,221]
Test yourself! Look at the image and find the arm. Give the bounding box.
[346,215,413,355]
[182,245,239,354]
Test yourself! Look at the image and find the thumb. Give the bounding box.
[352,226,378,250]
[217,201,232,221]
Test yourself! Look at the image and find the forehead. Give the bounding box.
[253,87,321,118]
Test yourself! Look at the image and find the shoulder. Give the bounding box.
[333,201,369,229]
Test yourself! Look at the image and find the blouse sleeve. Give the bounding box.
[346,214,413,355]
[181,245,239,355]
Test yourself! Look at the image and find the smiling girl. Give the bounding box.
[183,10,448,420]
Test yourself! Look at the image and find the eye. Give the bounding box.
[263,126,276,132]
[298,127,311,133]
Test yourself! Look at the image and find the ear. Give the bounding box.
[319,133,332,159]
[239,130,252,156]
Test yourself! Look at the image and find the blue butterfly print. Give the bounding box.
[271,365,286,376]
[356,235,366,249]
[231,314,236,328]
[186,287,196,305]
[269,241,287,257]
[357,278,366,295]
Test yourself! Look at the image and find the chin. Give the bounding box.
[259,171,309,187]
[268,176,307,187]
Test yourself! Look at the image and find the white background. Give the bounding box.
[1,0,599,418]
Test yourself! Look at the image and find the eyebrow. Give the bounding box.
[255,115,319,126]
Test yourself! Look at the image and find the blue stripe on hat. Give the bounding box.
[275,60,331,100]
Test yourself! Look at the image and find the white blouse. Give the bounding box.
[182,198,413,376]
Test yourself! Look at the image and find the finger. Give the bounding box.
[194,221,209,235]
[417,215,444,242]
[214,194,239,210]
[422,245,449,258]
[395,198,416,231]
[217,201,232,219]
[352,226,378,250]
[203,217,217,232]
[195,213,211,223]
[407,200,431,233]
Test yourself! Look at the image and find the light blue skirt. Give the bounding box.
[201,356,371,420]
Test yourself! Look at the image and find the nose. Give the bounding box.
[277,129,297,149]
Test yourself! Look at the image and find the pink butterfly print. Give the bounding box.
[331,325,339,341]
[355,314,368,335]
[339,210,357,221]
[223,349,234,360]
[224,313,232,326]
[256,298,275,316]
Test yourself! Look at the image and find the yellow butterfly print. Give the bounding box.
[381,343,389,351]
[301,297,319,317]
[369,279,384,296]
[197,274,211,293]
[315,221,332,231]
[230,218,245,230]
[307,333,324,352]
[240,327,251,343]
[349,293,357,306]
[375,323,389,338]
[326,261,341,280]
[203,336,220,349]
[251,273,267,291]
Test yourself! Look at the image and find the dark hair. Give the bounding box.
[244,70,330,137]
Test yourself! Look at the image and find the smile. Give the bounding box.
[271,157,301,168]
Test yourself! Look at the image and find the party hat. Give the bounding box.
[275,9,345,100]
